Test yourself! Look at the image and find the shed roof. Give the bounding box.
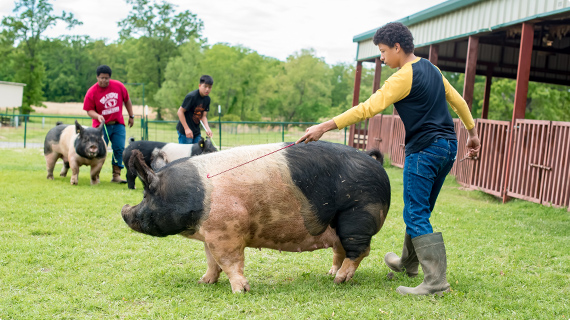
[0,81,26,87]
[353,0,570,86]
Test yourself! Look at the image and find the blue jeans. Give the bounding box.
[403,138,457,238]
[178,131,201,144]
[103,123,126,169]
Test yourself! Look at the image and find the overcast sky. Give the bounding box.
[1,0,446,65]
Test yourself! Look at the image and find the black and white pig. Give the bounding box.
[122,137,217,189]
[44,120,107,185]
[122,141,390,293]
[122,140,167,189]
[149,137,217,170]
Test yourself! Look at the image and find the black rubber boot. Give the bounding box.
[396,232,451,296]
[384,232,419,277]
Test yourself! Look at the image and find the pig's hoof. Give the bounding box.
[60,172,67,177]
[199,275,219,284]
[328,266,339,275]
[90,179,100,185]
[70,179,78,185]
[334,272,354,284]
[47,175,54,180]
[231,281,250,293]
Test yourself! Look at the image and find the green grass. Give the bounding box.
[0,148,569,319]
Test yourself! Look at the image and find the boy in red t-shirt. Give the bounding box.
[83,65,134,183]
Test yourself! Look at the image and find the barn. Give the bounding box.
[349,0,570,209]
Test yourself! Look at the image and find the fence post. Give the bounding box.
[24,115,28,148]
[219,120,222,150]
[281,123,285,142]
[145,116,149,141]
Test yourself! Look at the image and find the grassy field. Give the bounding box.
[0,147,568,319]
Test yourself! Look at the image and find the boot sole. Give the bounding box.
[396,287,450,296]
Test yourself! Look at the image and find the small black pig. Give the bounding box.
[44,120,107,185]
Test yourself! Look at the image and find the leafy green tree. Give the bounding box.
[267,49,332,122]
[0,31,16,83]
[201,44,274,121]
[328,63,354,116]
[118,0,204,119]
[1,0,81,113]
[153,40,204,119]
[527,82,570,121]
[40,36,95,102]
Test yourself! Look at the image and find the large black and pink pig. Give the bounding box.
[122,141,390,293]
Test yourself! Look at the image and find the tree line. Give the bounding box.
[1,0,569,122]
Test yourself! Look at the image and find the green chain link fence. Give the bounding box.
[0,114,348,149]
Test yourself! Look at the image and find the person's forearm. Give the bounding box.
[87,110,99,119]
[201,117,210,131]
[125,99,134,117]
[177,109,190,131]
[468,127,478,138]
[321,119,338,132]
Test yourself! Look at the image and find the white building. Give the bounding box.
[0,81,26,109]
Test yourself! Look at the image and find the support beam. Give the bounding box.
[373,57,382,92]
[512,23,534,120]
[463,36,479,111]
[352,61,363,107]
[429,44,439,65]
[503,22,534,203]
[482,66,493,119]
[349,61,363,148]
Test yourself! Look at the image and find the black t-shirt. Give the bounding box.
[176,89,210,136]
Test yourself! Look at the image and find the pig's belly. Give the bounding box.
[246,226,340,252]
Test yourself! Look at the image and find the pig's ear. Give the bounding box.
[75,120,84,135]
[129,150,159,190]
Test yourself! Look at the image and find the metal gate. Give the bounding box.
[390,116,405,168]
[471,119,510,198]
[507,120,551,204]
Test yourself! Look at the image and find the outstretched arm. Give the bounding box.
[296,120,338,144]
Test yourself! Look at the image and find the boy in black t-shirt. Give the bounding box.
[176,75,214,144]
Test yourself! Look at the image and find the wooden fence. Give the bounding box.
[352,115,570,211]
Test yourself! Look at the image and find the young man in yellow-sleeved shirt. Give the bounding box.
[297,22,481,296]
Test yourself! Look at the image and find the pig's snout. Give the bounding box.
[121,204,142,233]
[87,144,99,158]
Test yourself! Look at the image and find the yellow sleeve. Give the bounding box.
[333,65,413,130]
[442,75,475,130]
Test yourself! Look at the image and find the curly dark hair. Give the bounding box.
[372,22,415,54]
[96,65,112,77]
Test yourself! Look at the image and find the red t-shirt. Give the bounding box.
[83,79,130,127]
